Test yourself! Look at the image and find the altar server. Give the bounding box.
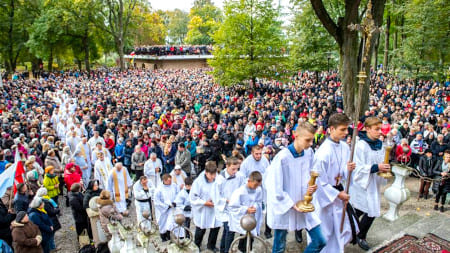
[349,117,390,250]
[228,171,263,252]
[92,142,111,165]
[190,161,222,251]
[239,145,269,178]
[107,162,132,215]
[154,173,179,241]
[212,156,246,253]
[174,177,193,230]
[265,121,326,253]
[313,113,357,253]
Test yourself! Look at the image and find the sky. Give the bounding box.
[148,0,292,13]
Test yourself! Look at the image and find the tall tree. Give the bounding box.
[166,9,189,44]
[130,5,167,45]
[307,0,387,118]
[289,1,338,74]
[209,0,287,85]
[185,0,221,45]
[94,0,138,71]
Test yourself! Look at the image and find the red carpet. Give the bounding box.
[374,234,450,253]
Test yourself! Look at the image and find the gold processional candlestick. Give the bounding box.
[296,171,320,212]
[378,145,393,179]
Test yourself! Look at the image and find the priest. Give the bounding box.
[313,113,357,253]
[94,152,113,189]
[107,162,133,215]
[265,122,326,253]
[144,152,162,188]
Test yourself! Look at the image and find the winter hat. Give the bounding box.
[96,190,113,206]
[45,166,54,174]
[15,211,27,223]
[29,197,43,209]
[36,187,48,197]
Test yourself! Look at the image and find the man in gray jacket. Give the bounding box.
[132,145,146,179]
[175,143,192,176]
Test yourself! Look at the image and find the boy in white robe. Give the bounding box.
[174,177,193,236]
[212,156,246,253]
[107,162,132,215]
[94,152,113,189]
[133,175,155,226]
[349,117,390,251]
[313,113,357,253]
[265,122,326,253]
[154,173,179,242]
[92,142,111,165]
[228,171,263,253]
[190,161,222,251]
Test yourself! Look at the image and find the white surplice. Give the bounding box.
[313,138,357,253]
[239,155,270,178]
[174,188,191,218]
[154,183,179,233]
[107,167,132,213]
[189,171,222,229]
[228,184,263,236]
[265,147,321,231]
[349,138,387,218]
[211,170,246,223]
[94,159,113,189]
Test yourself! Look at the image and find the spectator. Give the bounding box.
[418,149,437,199]
[395,138,412,164]
[42,166,60,203]
[175,142,191,176]
[11,211,42,253]
[68,183,90,238]
[131,145,146,179]
[83,180,102,209]
[28,197,54,253]
[0,198,16,248]
[96,190,123,239]
[14,183,30,213]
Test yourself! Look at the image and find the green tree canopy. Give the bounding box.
[209,0,288,86]
[185,0,222,45]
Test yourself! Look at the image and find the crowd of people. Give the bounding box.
[0,67,448,253]
[131,45,213,56]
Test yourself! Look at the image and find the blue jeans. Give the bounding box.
[272,225,326,253]
[220,222,235,253]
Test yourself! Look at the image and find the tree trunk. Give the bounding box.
[383,14,390,72]
[373,34,380,70]
[83,29,90,74]
[340,29,360,119]
[48,47,54,72]
[7,0,15,73]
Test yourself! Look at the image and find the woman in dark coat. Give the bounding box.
[0,199,16,248]
[69,183,91,238]
[83,180,102,209]
[35,188,61,232]
[14,183,30,213]
[11,211,43,253]
[28,198,54,253]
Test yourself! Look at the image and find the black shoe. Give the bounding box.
[440,206,445,213]
[419,194,423,199]
[424,194,428,200]
[264,232,272,239]
[434,205,439,211]
[207,247,219,253]
[295,230,303,243]
[357,237,370,251]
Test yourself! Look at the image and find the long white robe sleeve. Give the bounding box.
[265,148,320,231]
[313,139,356,253]
[349,139,387,217]
[107,168,132,213]
[189,172,222,229]
[174,189,191,218]
[228,185,263,236]
[133,180,155,224]
[154,184,179,233]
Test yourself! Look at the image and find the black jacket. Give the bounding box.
[0,200,15,243]
[419,156,438,177]
[83,180,102,209]
[42,198,61,231]
[69,192,88,224]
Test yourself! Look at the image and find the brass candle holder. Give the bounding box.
[295,171,320,212]
[378,144,393,179]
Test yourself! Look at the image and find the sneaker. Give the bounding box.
[440,206,445,213]
[434,205,439,211]
[357,237,370,251]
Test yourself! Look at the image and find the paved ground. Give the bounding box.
[55,176,450,252]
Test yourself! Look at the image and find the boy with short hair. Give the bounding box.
[154,173,179,241]
[175,177,193,229]
[228,171,263,253]
[190,161,222,251]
